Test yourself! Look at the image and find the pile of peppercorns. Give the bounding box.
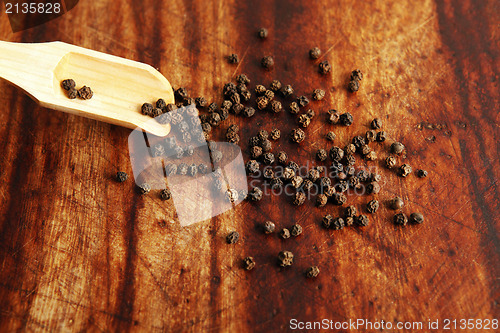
[115,27,428,279]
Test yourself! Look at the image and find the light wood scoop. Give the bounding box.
[0,41,173,136]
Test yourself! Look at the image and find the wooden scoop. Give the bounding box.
[0,41,173,136]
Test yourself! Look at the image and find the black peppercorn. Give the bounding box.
[280,84,294,98]
[331,193,347,206]
[243,257,255,270]
[262,152,275,165]
[278,251,294,267]
[263,221,276,234]
[416,169,428,178]
[366,200,379,213]
[316,149,328,161]
[297,95,310,107]
[177,163,188,175]
[351,69,363,81]
[261,56,274,70]
[345,217,354,226]
[269,79,282,92]
[344,144,356,155]
[366,130,376,142]
[390,142,405,155]
[348,80,359,92]
[228,53,239,64]
[61,79,76,91]
[270,100,283,113]
[258,28,268,39]
[78,86,93,100]
[322,214,333,228]
[344,205,357,218]
[289,102,300,114]
[138,183,151,195]
[390,197,404,210]
[246,160,260,174]
[312,89,325,101]
[226,231,240,244]
[256,96,269,110]
[393,212,408,226]
[330,146,345,162]
[263,167,274,179]
[248,187,263,201]
[292,192,306,206]
[264,90,275,100]
[326,131,336,141]
[160,188,171,200]
[250,146,263,159]
[290,128,306,143]
[327,109,340,124]
[309,47,321,59]
[301,179,313,192]
[367,182,381,194]
[67,89,78,99]
[116,171,128,182]
[291,224,302,236]
[355,214,369,226]
[399,164,412,177]
[385,156,397,169]
[291,176,304,189]
[270,177,283,190]
[371,118,382,129]
[288,161,299,172]
[332,217,345,230]
[376,131,387,142]
[410,212,424,224]
[280,228,291,239]
[298,114,311,128]
[305,266,320,278]
[141,103,154,116]
[339,112,353,126]
[243,106,256,117]
[174,87,188,100]
[316,194,328,207]
[198,164,208,174]
[270,129,281,140]
[236,74,251,85]
[277,151,288,165]
[319,60,331,74]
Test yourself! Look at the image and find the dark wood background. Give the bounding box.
[0,0,498,332]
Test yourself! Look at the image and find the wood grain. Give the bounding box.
[0,0,498,332]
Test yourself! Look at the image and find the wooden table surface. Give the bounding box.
[0,0,498,332]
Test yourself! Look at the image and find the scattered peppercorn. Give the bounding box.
[277,151,288,165]
[348,79,360,92]
[322,215,333,228]
[228,53,239,64]
[298,114,311,128]
[61,79,75,91]
[248,187,263,201]
[332,217,345,230]
[138,183,151,195]
[236,74,250,85]
[280,228,291,239]
[270,100,283,113]
[319,60,331,74]
[280,84,294,98]
[225,189,239,202]
[309,47,321,59]
[292,191,306,205]
[385,156,397,169]
[67,89,78,99]
[390,197,404,210]
[116,171,128,182]
[312,89,325,100]
[77,86,93,100]
[278,251,294,267]
[305,266,320,278]
[367,181,381,194]
[297,95,310,107]
[263,221,276,234]
[270,128,281,140]
[269,80,282,92]
[339,112,353,126]
[160,188,171,200]
[326,131,336,141]
[376,131,387,142]
[410,212,424,224]
[355,214,369,226]
[344,205,357,218]
[391,142,405,155]
[291,224,302,236]
[327,109,340,124]
[316,194,328,207]
[257,28,268,39]
[399,164,412,177]
[289,102,300,114]
[394,212,408,226]
[416,169,428,178]
[366,200,379,213]
[290,128,306,143]
[371,118,382,129]
[261,56,274,70]
[226,231,240,244]
[316,149,328,161]
[243,257,255,270]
